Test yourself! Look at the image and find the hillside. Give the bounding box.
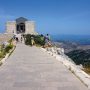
[53,41,90,68]
[66,49,90,65]
[53,41,90,53]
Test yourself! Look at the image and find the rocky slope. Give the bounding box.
[53,41,90,67]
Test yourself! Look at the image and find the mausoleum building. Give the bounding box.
[6,17,37,35]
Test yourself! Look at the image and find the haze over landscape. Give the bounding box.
[0,0,90,35]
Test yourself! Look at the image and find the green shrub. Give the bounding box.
[8,38,13,44]
[25,34,45,46]
[0,52,5,58]
[25,34,32,45]
[34,35,45,46]
[0,44,4,52]
[0,42,13,59]
[5,44,13,53]
[0,61,2,66]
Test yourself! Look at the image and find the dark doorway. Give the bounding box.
[16,17,28,34]
[17,23,25,34]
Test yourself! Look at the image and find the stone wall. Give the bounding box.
[6,21,16,34]
[25,21,37,35]
[6,21,37,35]
[0,33,13,44]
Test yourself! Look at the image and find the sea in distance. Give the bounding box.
[51,34,90,45]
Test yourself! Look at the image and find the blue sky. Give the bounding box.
[0,0,90,35]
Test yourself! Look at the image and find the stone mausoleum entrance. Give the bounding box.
[6,17,36,35]
[16,17,28,34]
[16,23,25,34]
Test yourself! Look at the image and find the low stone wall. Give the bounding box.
[41,47,90,89]
[0,33,13,44]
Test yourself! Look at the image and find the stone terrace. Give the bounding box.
[0,43,89,90]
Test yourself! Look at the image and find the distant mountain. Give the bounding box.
[53,41,78,53]
[53,41,90,53]
[52,36,90,67]
[66,49,90,66]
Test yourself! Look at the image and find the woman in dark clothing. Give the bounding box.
[16,37,19,42]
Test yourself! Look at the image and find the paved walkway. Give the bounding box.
[0,44,89,90]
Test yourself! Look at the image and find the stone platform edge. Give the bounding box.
[41,47,90,89]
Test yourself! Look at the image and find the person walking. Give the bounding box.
[21,36,23,43]
[16,37,19,43]
[31,36,35,46]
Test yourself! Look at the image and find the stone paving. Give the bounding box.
[0,44,89,90]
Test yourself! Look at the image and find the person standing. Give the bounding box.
[46,34,50,41]
[21,36,23,43]
[16,37,19,43]
[45,34,51,47]
[31,36,35,46]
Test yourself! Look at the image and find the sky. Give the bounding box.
[0,0,90,35]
